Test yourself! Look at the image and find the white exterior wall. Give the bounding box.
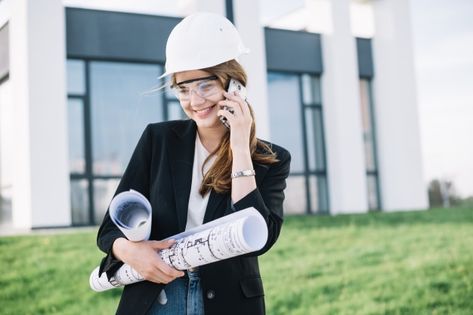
[372,0,428,211]
[320,0,368,214]
[9,0,70,228]
[233,0,270,140]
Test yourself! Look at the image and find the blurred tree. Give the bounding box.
[428,179,462,208]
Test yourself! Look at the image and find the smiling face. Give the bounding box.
[174,70,227,130]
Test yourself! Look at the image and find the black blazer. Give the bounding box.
[97,119,291,315]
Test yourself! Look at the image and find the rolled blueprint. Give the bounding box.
[109,190,152,241]
[159,208,267,270]
[90,206,268,292]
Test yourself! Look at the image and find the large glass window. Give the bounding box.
[93,178,120,225]
[267,73,304,173]
[268,72,328,214]
[0,78,13,227]
[360,79,381,210]
[67,59,89,225]
[70,180,89,225]
[90,61,163,175]
[68,98,86,173]
[66,59,164,225]
[67,59,86,95]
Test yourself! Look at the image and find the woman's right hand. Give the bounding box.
[112,237,185,284]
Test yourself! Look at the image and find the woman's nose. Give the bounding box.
[189,90,205,105]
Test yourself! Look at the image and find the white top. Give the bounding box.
[185,134,216,231]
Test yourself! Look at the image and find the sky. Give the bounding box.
[410,0,473,197]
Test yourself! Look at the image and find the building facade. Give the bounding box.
[0,0,428,229]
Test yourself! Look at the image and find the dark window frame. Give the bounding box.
[67,57,172,226]
[361,79,382,211]
[268,70,329,214]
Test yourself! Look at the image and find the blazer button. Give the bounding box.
[206,290,215,300]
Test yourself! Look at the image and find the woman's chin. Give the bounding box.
[194,116,225,130]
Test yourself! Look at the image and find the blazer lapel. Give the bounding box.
[169,120,197,232]
[203,190,228,223]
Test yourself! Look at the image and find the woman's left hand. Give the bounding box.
[217,91,253,152]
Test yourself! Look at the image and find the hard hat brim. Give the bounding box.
[158,48,250,80]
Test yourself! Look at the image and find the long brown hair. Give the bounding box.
[172,59,279,195]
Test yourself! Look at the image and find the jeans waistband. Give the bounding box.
[187,267,200,280]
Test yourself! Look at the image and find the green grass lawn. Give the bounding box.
[1,207,472,315]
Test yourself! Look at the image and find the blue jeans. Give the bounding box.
[147,270,204,315]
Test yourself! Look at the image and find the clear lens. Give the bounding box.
[172,79,220,101]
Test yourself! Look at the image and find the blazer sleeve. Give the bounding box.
[96,124,153,279]
[232,147,291,256]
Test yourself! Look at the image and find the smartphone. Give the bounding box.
[220,79,247,128]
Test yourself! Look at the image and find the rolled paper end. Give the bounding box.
[89,266,102,292]
[89,266,117,292]
[109,190,152,242]
[242,211,268,251]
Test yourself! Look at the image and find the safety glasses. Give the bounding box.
[171,75,221,101]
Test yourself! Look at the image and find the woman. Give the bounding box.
[96,12,291,315]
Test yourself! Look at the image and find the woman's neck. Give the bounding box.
[197,125,226,153]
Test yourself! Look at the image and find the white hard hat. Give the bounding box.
[160,12,250,78]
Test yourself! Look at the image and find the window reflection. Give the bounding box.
[360,79,376,170]
[268,71,328,214]
[359,79,381,210]
[314,109,326,171]
[67,59,85,95]
[71,179,89,225]
[367,175,379,210]
[94,179,120,225]
[267,72,304,173]
[317,176,329,213]
[67,98,85,173]
[302,74,321,105]
[305,108,317,171]
[90,61,163,176]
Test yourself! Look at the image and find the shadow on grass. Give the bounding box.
[284,207,473,230]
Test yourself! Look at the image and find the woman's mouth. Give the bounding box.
[193,105,216,118]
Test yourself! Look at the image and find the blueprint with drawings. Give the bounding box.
[89,190,268,292]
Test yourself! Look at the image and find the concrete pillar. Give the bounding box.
[371,0,428,211]
[9,0,70,228]
[232,0,270,140]
[320,0,368,214]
